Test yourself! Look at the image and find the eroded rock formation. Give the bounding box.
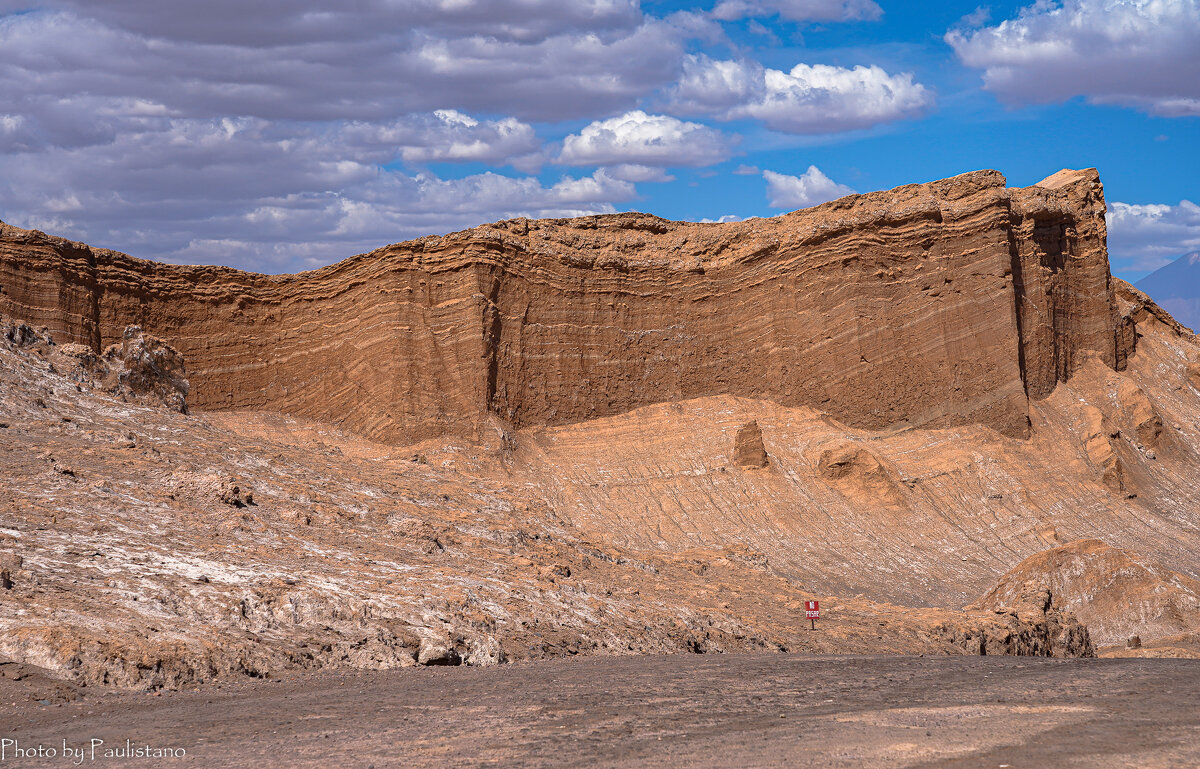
[2,315,189,412]
[733,421,769,468]
[974,540,1200,654]
[0,326,1098,689]
[3,167,1199,690]
[0,169,1120,444]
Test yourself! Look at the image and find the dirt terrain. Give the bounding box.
[2,654,1198,768]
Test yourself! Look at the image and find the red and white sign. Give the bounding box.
[805,600,819,619]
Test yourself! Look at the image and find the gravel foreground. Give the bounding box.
[2,654,1198,768]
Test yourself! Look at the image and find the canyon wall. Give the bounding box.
[0,168,1120,444]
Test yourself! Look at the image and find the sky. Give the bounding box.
[0,0,1196,280]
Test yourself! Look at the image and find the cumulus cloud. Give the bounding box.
[341,111,541,167]
[0,112,635,272]
[666,55,931,133]
[711,0,882,22]
[0,6,694,122]
[763,166,855,209]
[0,1,928,276]
[947,0,1200,116]
[1107,200,1200,273]
[0,2,689,273]
[558,111,736,167]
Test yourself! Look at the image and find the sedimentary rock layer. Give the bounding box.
[0,169,1118,444]
[0,325,1096,689]
[974,540,1200,649]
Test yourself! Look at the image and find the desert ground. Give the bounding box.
[3,654,1200,768]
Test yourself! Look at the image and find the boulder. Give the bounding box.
[100,326,190,413]
[0,552,23,589]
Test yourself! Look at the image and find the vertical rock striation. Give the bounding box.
[0,169,1122,444]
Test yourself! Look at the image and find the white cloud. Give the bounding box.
[666,56,767,115]
[711,0,882,22]
[558,110,736,167]
[666,55,931,133]
[0,112,635,273]
[341,110,541,166]
[1107,200,1200,273]
[0,3,694,274]
[0,7,694,123]
[956,6,991,27]
[763,166,855,209]
[605,164,677,182]
[947,0,1200,116]
[0,1,933,278]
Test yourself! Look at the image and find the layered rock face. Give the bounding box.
[975,540,1200,652]
[0,327,1095,690]
[0,169,1117,444]
[6,166,1200,689]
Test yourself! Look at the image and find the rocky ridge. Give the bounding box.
[975,539,1200,654]
[0,169,1116,445]
[2,167,1199,690]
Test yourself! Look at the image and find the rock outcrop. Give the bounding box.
[0,169,1118,444]
[102,326,190,413]
[958,584,1094,658]
[2,315,189,412]
[974,540,1200,651]
[0,553,21,590]
[0,314,1112,691]
[808,438,905,507]
[4,166,1200,690]
[733,421,769,468]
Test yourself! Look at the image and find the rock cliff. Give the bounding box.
[0,325,1094,690]
[4,167,1198,690]
[0,169,1119,444]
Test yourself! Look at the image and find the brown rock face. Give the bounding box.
[733,421,768,468]
[1008,169,1118,399]
[0,330,1103,689]
[959,584,1094,658]
[0,169,1117,444]
[975,540,1200,651]
[6,166,1200,689]
[808,439,904,507]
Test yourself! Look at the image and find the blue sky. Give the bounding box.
[0,1,1196,280]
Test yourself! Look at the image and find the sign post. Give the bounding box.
[805,600,819,630]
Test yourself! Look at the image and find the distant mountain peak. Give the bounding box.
[1135,252,1200,331]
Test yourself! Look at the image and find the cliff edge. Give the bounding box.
[0,169,1121,444]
